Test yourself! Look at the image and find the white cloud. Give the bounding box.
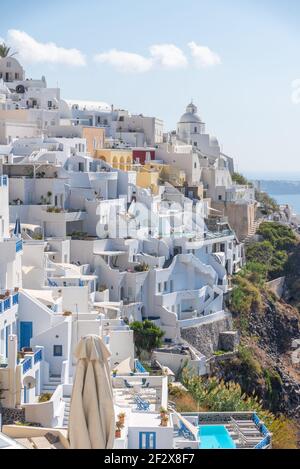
[94,44,187,73]
[94,49,152,73]
[94,42,220,73]
[7,29,86,66]
[149,44,188,69]
[188,41,221,68]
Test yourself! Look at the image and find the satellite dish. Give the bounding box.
[16,84,25,94]
[23,376,36,389]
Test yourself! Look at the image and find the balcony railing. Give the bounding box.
[204,229,234,240]
[16,240,23,253]
[0,292,19,314]
[34,348,43,365]
[22,348,43,374]
[22,357,32,375]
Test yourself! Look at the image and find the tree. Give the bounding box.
[232,172,251,186]
[255,191,279,215]
[130,320,164,358]
[246,241,274,266]
[0,42,17,58]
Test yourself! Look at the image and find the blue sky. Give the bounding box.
[1,0,300,174]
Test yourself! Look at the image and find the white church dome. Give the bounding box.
[179,102,203,124]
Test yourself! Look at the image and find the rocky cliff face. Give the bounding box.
[213,296,300,418]
[248,297,300,355]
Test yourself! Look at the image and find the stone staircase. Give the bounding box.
[243,218,264,245]
[42,375,61,394]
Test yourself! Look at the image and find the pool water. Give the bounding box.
[199,425,236,449]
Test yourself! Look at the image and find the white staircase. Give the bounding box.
[62,396,71,427]
[42,375,61,394]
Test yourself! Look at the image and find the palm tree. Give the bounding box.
[0,43,17,58]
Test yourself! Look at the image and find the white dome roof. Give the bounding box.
[59,99,72,118]
[210,136,219,146]
[179,102,203,124]
[179,112,202,124]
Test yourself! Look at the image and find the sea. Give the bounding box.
[245,172,300,216]
[271,194,300,215]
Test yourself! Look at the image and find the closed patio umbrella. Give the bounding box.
[13,215,21,238]
[68,335,115,449]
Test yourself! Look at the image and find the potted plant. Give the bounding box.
[160,415,169,427]
[118,412,126,425]
[112,369,118,377]
[63,311,72,317]
[160,407,168,418]
[17,351,24,361]
[115,421,123,438]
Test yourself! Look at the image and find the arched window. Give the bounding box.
[119,157,125,170]
[112,157,118,169]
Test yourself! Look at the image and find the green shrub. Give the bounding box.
[134,263,149,272]
[246,241,274,265]
[240,261,268,285]
[245,223,296,281]
[38,393,52,403]
[231,276,263,316]
[238,345,262,377]
[258,222,296,252]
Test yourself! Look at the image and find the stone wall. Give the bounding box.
[211,201,256,240]
[181,312,234,358]
[219,331,239,352]
[266,277,285,300]
[0,407,25,425]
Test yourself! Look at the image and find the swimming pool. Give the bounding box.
[198,425,236,449]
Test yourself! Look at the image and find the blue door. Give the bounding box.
[139,432,156,449]
[20,322,33,350]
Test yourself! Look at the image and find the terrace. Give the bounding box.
[112,375,168,412]
[43,208,87,222]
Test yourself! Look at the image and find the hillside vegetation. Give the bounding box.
[221,222,300,446]
[230,222,297,322]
